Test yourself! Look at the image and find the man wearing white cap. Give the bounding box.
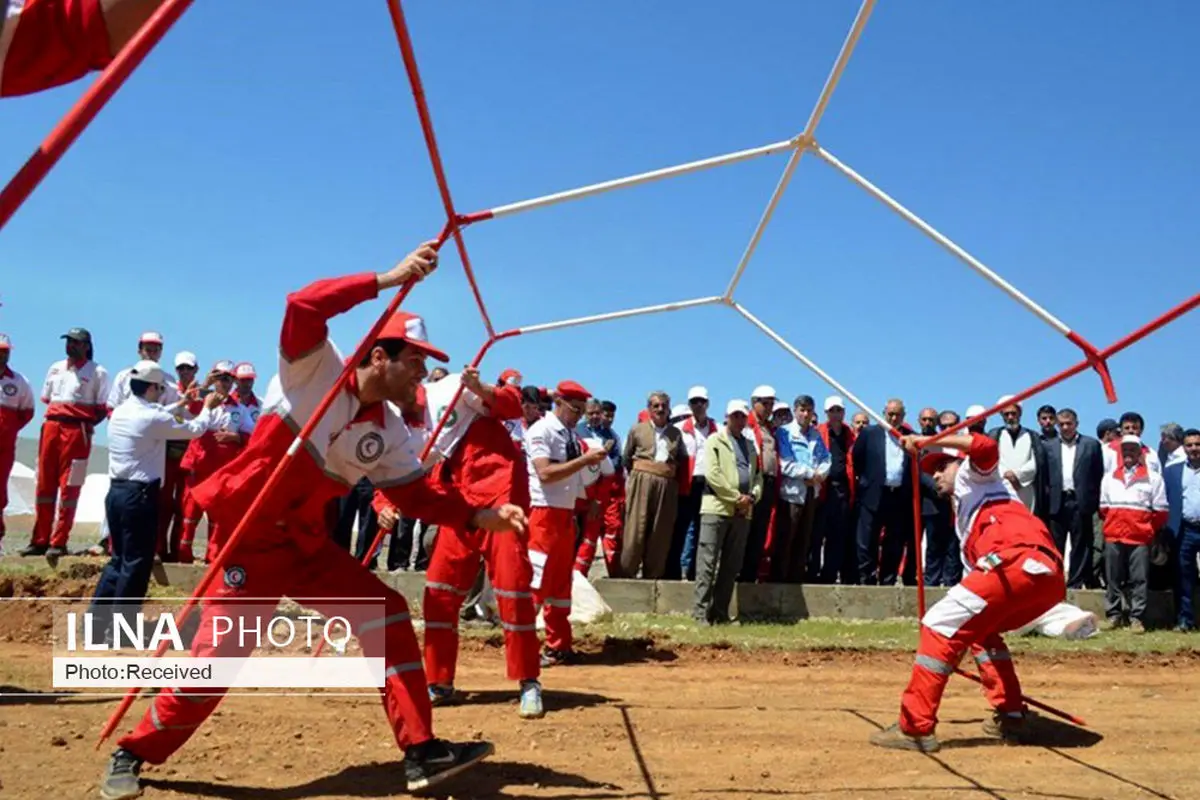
[0,335,35,556]
[1098,434,1168,633]
[740,385,778,582]
[987,396,1047,516]
[88,360,226,645]
[674,385,717,581]
[694,400,761,624]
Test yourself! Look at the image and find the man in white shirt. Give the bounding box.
[674,385,716,581]
[525,381,608,667]
[88,360,224,644]
[0,334,35,556]
[987,396,1045,514]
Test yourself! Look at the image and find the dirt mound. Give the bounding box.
[0,573,97,645]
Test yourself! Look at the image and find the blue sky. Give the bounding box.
[1,1,1197,447]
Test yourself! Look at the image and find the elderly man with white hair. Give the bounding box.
[987,396,1047,516]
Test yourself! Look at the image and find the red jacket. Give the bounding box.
[192,273,478,552]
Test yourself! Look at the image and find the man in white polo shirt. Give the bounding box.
[676,384,717,581]
[89,360,224,644]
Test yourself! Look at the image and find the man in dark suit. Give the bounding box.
[1043,408,1104,588]
[852,399,925,586]
[1163,429,1200,631]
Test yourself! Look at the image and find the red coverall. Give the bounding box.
[33,358,108,549]
[524,413,586,654]
[0,0,112,98]
[898,434,1065,737]
[419,381,539,688]
[0,366,35,543]
[574,441,609,575]
[178,397,244,562]
[117,273,482,765]
[158,391,202,560]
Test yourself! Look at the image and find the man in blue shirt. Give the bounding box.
[773,395,831,583]
[1165,428,1200,631]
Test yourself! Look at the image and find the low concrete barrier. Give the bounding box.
[8,558,1166,628]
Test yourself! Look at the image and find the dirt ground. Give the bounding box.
[1,583,1197,799]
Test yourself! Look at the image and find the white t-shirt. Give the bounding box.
[525,413,587,509]
[579,435,615,488]
[422,373,490,462]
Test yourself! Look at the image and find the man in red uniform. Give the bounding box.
[525,382,609,666]
[177,360,241,564]
[419,366,543,717]
[99,242,524,799]
[23,327,108,557]
[0,0,165,97]
[0,334,35,555]
[869,431,1066,752]
[157,351,200,561]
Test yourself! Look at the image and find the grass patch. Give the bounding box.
[558,614,1200,656]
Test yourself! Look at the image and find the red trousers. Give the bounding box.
[528,506,577,653]
[31,419,91,548]
[899,546,1065,736]
[423,525,539,686]
[599,474,625,575]
[575,482,609,575]
[156,456,187,560]
[0,436,14,540]
[119,534,434,764]
[180,469,231,563]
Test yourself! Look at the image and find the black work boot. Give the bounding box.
[404,738,494,792]
[45,545,68,558]
[18,543,48,557]
[99,748,143,799]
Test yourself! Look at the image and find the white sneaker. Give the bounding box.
[518,680,544,719]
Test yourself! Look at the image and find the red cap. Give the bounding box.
[0,334,10,350]
[234,362,256,380]
[498,368,522,386]
[919,446,964,475]
[556,380,590,402]
[139,331,164,345]
[377,311,449,363]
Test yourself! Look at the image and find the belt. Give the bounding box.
[45,416,90,426]
[111,478,162,488]
[631,461,675,479]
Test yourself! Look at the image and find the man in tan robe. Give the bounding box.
[619,391,689,578]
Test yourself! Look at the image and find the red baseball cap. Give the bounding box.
[498,368,522,386]
[376,311,449,363]
[919,446,964,475]
[234,362,257,380]
[556,380,591,402]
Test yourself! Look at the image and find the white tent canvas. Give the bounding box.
[4,461,36,516]
[76,473,110,524]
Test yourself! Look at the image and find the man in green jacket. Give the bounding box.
[695,400,763,624]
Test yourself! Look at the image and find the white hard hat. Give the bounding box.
[824,395,845,412]
[174,351,198,369]
[726,399,750,417]
[966,404,987,418]
[688,385,709,401]
[130,359,167,385]
[751,385,776,401]
[1121,434,1142,447]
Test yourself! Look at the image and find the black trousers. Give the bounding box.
[740,475,776,582]
[90,478,160,639]
[856,486,916,586]
[667,475,705,581]
[808,482,858,585]
[923,504,961,587]
[1050,493,1095,588]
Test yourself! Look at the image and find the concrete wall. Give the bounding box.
[142,563,1176,627]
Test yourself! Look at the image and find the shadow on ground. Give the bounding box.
[144,759,626,799]
[0,684,114,706]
